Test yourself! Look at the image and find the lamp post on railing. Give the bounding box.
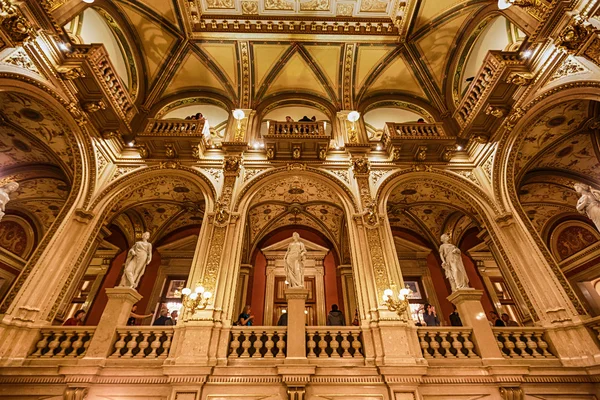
[347,111,360,143]
[233,109,245,141]
[181,285,213,311]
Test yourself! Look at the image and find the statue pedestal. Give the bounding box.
[83,287,142,362]
[284,287,309,363]
[447,289,503,360]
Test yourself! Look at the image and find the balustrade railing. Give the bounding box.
[110,327,173,359]
[143,119,207,136]
[30,328,95,359]
[417,328,478,359]
[384,122,446,138]
[70,44,136,122]
[228,327,287,359]
[454,50,521,128]
[266,121,326,136]
[305,328,364,358]
[493,328,555,359]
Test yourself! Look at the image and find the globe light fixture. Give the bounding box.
[497,0,512,9]
[347,111,360,123]
[347,111,360,143]
[233,109,245,120]
[232,109,246,141]
[382,286,412,318]
[83,0,95,3]
[181,285,213,311]
[497,0,541,9]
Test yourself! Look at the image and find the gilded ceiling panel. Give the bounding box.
[387,181,474,214]
[263,52,331,99]
[521,203,574,234]
[119,3,178,85]
[127,0,178,25]
[515,100,589,174]
[0,126,55,169]
[250,175,340,206]
[14,178,69,201]
[0,93,74,171]
[12,199,63,232]
[366,53,425,98]
[253,44,291,88]
[355,46,395,91]
[304,204,344,239]
[163,52,227,97]
[248,203,288,242]
[194,0,399,16]
[405,204,454,240]
[413,0,477,32]
[529,133,600,179]
[199,43,239,86]
[134,202,184,235]
[519,182,579,206]
[304,45,342,90]
[387,210,429,240]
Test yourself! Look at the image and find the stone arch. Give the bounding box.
[0,77,94,313]
[377,167,539,321]
[494,84,600,316]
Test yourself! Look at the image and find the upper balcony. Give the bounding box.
[262,120,330,160]
[134,118,211,159]
[60,44,138,135]
[382,122,458,162]
[453,50,529,141]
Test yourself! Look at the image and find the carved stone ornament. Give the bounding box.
[83,100,106,113]
[441,146,455,162]
[415,145,427,162]
[266,145,275,160]
[64,387,88,400]
[392,147,401,161]
[292,145,301,159]
[0,0,33,45]
[472,133,490,143]
[74,208,94,224]
[485,105,508,118]
[499,387,524,400]
[0,181,18,223]
[364,201,378,226]
[137,145,149,159]
[352,157,370,175]
[318,145,327,160]
[224,155,241,174]
[506,72,533,86]
[165,143,176,159]
[66,102,87,126]
[192,144,200,160]
[101,130,118,139]
[213,200,230,225]
[159,160,181,169]
[60,66,86,80]
[556,21,594,52]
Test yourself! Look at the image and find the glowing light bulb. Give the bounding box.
[376,144,382,151]
[233,109,245,120]
[195,286,205,294]
[347,111,360,122]
[83,0,95,3]
[497,0,512,9]
[522,49,532,59]
[203,291,212,299]
[181,288,192,296]
[189,292,198,300]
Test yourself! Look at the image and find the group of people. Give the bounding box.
[285,115,317,123]
[184,112,205,121]
[236,304,350,326]
[63,304,179,327]
[417,304,519,327]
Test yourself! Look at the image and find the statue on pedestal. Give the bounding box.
[118,232,152,289]
[284,232,307,288]
[0,181,19,223]
[575,183,600,232]
[439,234,470,292]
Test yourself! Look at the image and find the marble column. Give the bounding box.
[314,263,326,325]
[234,264,252,320]
[338,264,357,326]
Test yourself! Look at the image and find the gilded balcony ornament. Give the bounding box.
[292,145,301,159]
[60,67,86,80]
[506,72,533,86]
[472,133,490,143]
[392,147,401,161]
[224,155,241,174]
[485,105,508,118]
[415,146,427,162]
[364,201,378,226]
[318,145,327,160]
[83,101,106,113]
[0,0,32,45]
[101,130,118,139]
[192,144,200,160]
[266,145,275,160]
[165,143,176,159]
[137,145,149,159]
[352,157,370,175]
[556,21,595,52]
[441,146,455,162]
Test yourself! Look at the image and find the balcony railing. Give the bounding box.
[228,327,287,359]
[30,327,95,359]
[306,327,364,359]
[493,327,555,359]
[266,121,327,137]
[142,119,207,137]
[384,122,446,138]
[110,327,174,359]
[66,44,137,127]
[417,327,478,359]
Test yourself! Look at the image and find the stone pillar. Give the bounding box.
[64,387,88,400]
[314,263,326,325]
[338,264,357,326]
[234,264,252,321]
[263,262,277,325]
[447,289,503,360]
[83,287,142,362]
[284,288,309,362]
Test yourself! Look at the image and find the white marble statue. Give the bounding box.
[575,183,600,232]
[0,181,19,223]
[284,232,307,288]
[118,232,152,289]
[439,234,470,292]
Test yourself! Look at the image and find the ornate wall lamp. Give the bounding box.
[382,287,412,319]
[181,285,213,311]
[347,111,360,143]
[233,109,245,141]
[497,0,541,10]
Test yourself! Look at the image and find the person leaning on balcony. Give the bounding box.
[63,309,86,326]
[299,116,312,122]
[153,308,173,326]
[285,116,294,122]
[501,313,519,327]
[238,305,254,326]
[449,305,462,327]
[127,304,153,326]
[422,303,440,326]
[489,311,505,327]
[327,304,345,326]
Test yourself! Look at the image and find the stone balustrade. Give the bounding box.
[493,327,555,359]
[266,121,327,136]
[305,327,364,358]
[228,327,287,359]
[69,44,136,122]
[454,50,522,129]
[143,119,207,136]
[384,122,446,138]
[110,327,173,359]
[29,327,95,359]
[417,327,479,359]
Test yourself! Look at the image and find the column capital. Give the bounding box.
[284,288,310,300]
[105,287,143,303]
[447,288,483,304]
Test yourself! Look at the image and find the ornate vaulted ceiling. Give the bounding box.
[90,0,493,115]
